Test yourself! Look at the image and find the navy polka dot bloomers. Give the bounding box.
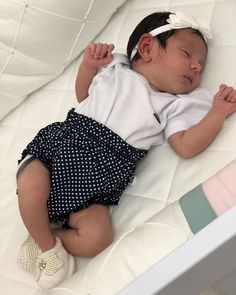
[18,109,147,227]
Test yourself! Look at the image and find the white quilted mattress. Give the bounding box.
[1,0,236,295]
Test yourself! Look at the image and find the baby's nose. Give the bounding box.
[190,60,201,73]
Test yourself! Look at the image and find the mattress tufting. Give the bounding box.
[0,0,236,295]
[0,0,126,120]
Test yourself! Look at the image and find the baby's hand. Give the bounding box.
[82,42,115,70]
[212,84,236,118]
[219,84,236,102]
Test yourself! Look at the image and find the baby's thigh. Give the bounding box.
[69,204,113,243]
[17,158,50,195]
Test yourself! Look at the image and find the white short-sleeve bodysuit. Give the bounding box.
[75,54,212,150]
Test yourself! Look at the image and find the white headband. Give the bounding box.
[130,12,212,60]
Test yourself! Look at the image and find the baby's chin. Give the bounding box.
[150,80,199,95]
[169,83,199,95]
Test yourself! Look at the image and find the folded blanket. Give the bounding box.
[180,159,236,234]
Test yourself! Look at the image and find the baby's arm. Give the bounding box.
[75,42,115,102]
[168,84,236,158]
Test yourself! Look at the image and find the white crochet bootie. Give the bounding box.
[17,235,42,272]
[34,237,75,289]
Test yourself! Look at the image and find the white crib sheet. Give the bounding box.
[1,0,236,295]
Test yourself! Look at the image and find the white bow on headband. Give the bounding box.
[130,12,212,60]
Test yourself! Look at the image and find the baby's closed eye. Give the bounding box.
[180,48,190,57]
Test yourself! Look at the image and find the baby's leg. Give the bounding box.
[17,158,75,289]
[55,204,113,257]
[17,159,56,251]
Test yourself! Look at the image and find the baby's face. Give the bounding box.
[146,28,207,94]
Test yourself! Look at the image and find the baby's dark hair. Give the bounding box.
[127,11,207,62]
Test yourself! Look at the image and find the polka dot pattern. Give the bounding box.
[19,109,147,227]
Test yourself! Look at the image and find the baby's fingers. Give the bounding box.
[219,84,227,91]
[88,42,97,56]
[217,86,234,100]
[92,43,114,59]
[227,89,236,103]
[107,44,115,56]
[93,43,104,58]
[99,44,111,59]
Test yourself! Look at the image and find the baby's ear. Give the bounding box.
[137,34,156,61]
